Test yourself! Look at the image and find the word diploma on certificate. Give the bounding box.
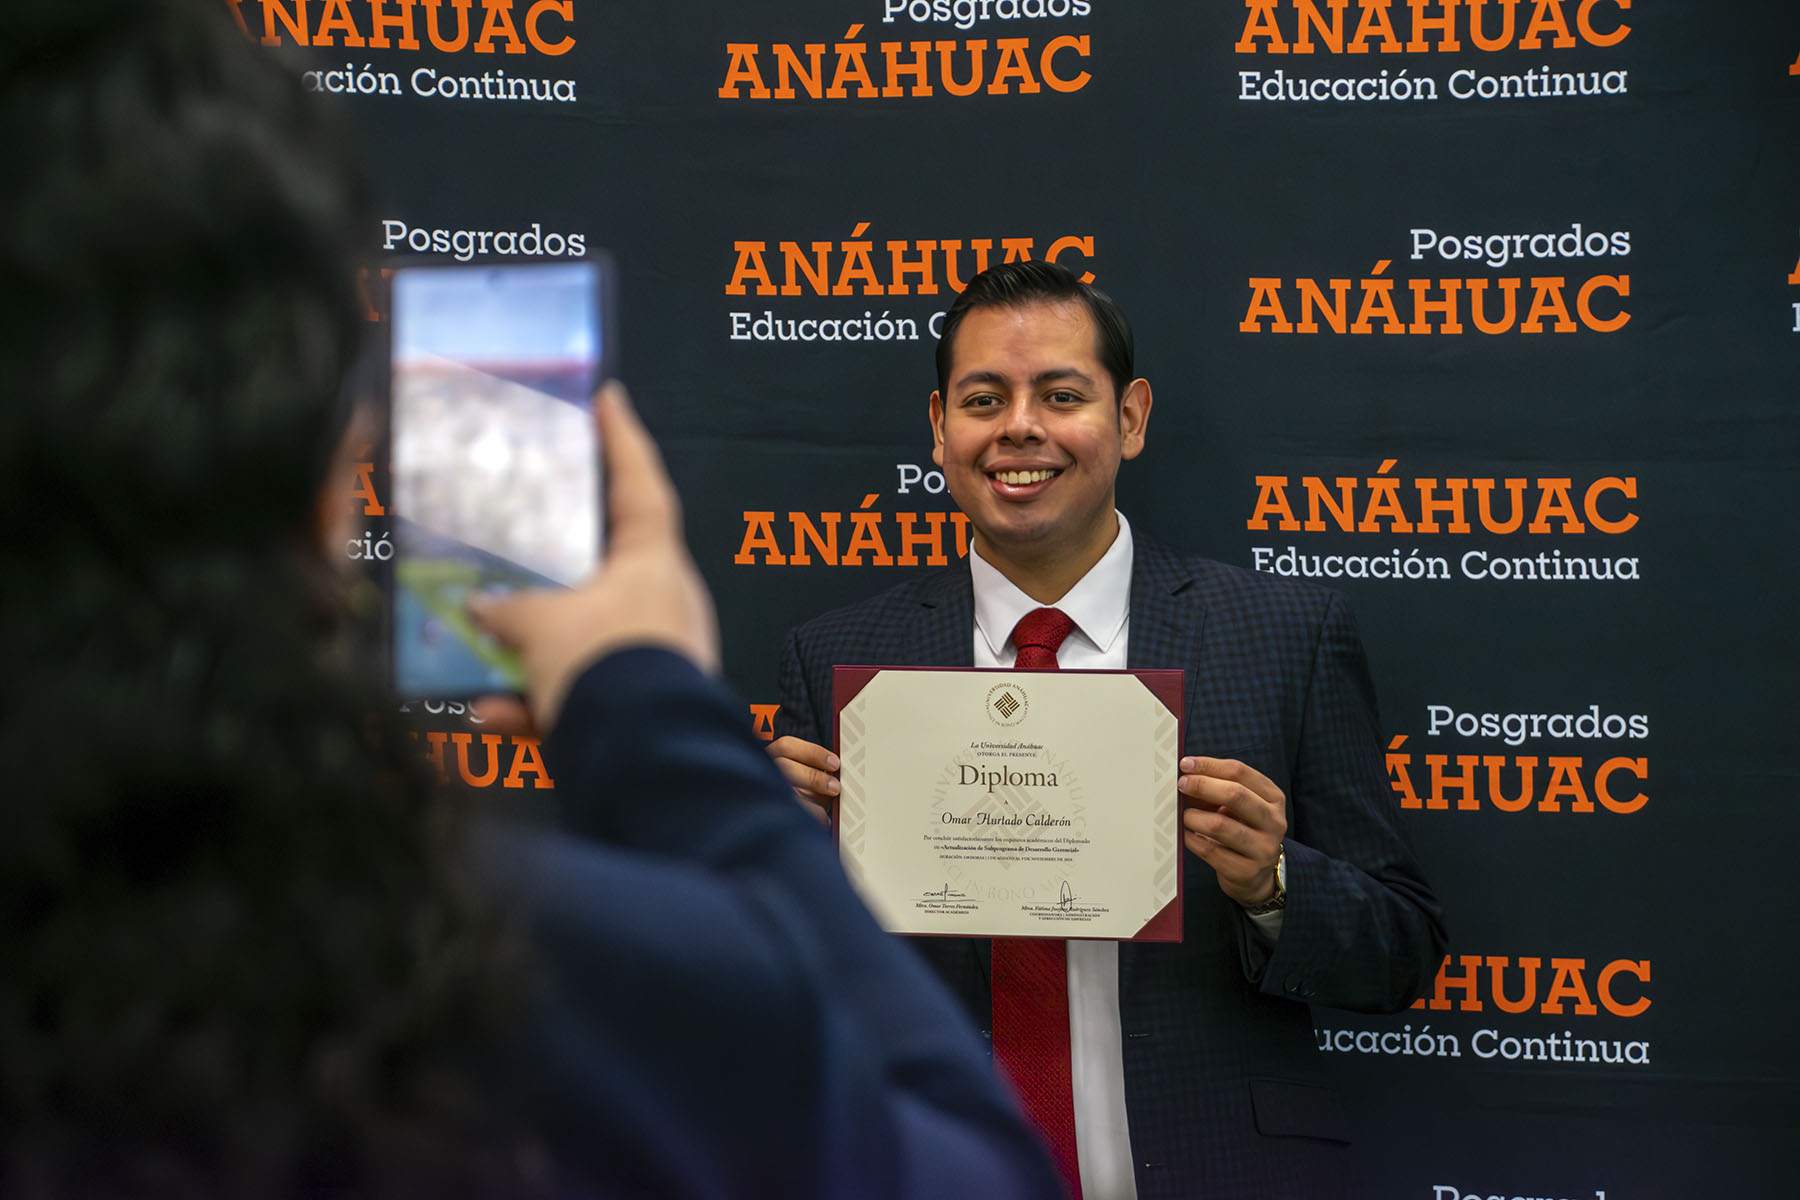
[833,666,1183,941]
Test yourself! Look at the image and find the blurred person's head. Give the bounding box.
[0,1,538,1192]
[1,0,371,555]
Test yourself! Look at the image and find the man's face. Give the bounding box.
[929,299,1150,574]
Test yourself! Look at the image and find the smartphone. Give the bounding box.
[386,258,614,698]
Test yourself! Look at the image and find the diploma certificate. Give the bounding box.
[833,667,1183,941]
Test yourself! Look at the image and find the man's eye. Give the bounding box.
[1047,390,1083,404]
[962,393,1001,408]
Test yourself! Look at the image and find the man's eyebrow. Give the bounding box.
[953,367,1098,390]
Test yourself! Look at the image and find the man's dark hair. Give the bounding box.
[934,260,1136,401]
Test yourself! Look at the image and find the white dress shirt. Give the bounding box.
[969,516,1139,1200]
[968,514,1282,1199]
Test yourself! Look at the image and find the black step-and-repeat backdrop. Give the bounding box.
[246,1,1800,1193]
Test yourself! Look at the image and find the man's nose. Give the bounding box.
[1000,395,1041,442]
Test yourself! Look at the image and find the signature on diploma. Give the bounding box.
[1058,881,1077,910]
[924,883,968,900]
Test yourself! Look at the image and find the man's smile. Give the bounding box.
[989,468,1062,486]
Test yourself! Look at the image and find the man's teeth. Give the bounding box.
[994,469,1059,485]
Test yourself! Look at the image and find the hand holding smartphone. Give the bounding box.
[386,258,615,698]
[464,383,721,735]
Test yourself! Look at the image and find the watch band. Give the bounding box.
[1243,847,1287,916]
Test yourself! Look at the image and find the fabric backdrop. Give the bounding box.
[242,1,1800,1193]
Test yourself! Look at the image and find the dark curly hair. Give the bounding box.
[0,1,542,1193]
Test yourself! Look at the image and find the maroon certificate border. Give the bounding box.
[831,665,1185,943]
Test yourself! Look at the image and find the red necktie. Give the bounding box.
[992,607,1081,1196]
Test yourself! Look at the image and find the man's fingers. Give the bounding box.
[1178,757,1285,906]
[772,755,841,799]
[1178,757,1288,847]
[596,382,682,554]
[1183,826,1277,905]
[767,736,841,808]
[1183,829,1225,863]
[1182,805,1264,860]
[1179,773,1284,833]
[767,736,840,772]
[1180,756,1284,804]
[1183,829,1258,880]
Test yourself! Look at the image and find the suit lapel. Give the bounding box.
[1125,533,1206,675]
[1121,534,1206,995]
[904,558,976,668]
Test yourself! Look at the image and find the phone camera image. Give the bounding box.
[388,260,609,698]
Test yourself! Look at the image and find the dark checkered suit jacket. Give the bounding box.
[775,532,1446,1200]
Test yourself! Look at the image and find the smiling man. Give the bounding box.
[770,261,1446,1200]
[927,293,1148,603]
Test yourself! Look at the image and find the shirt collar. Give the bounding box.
[970,513,1134,661]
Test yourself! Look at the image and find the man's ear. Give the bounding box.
[1119,378,1152,461]
[929,390,946,467]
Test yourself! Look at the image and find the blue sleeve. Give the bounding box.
[478,646,1061,1200]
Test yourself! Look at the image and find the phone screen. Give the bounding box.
[388,260,610,698]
